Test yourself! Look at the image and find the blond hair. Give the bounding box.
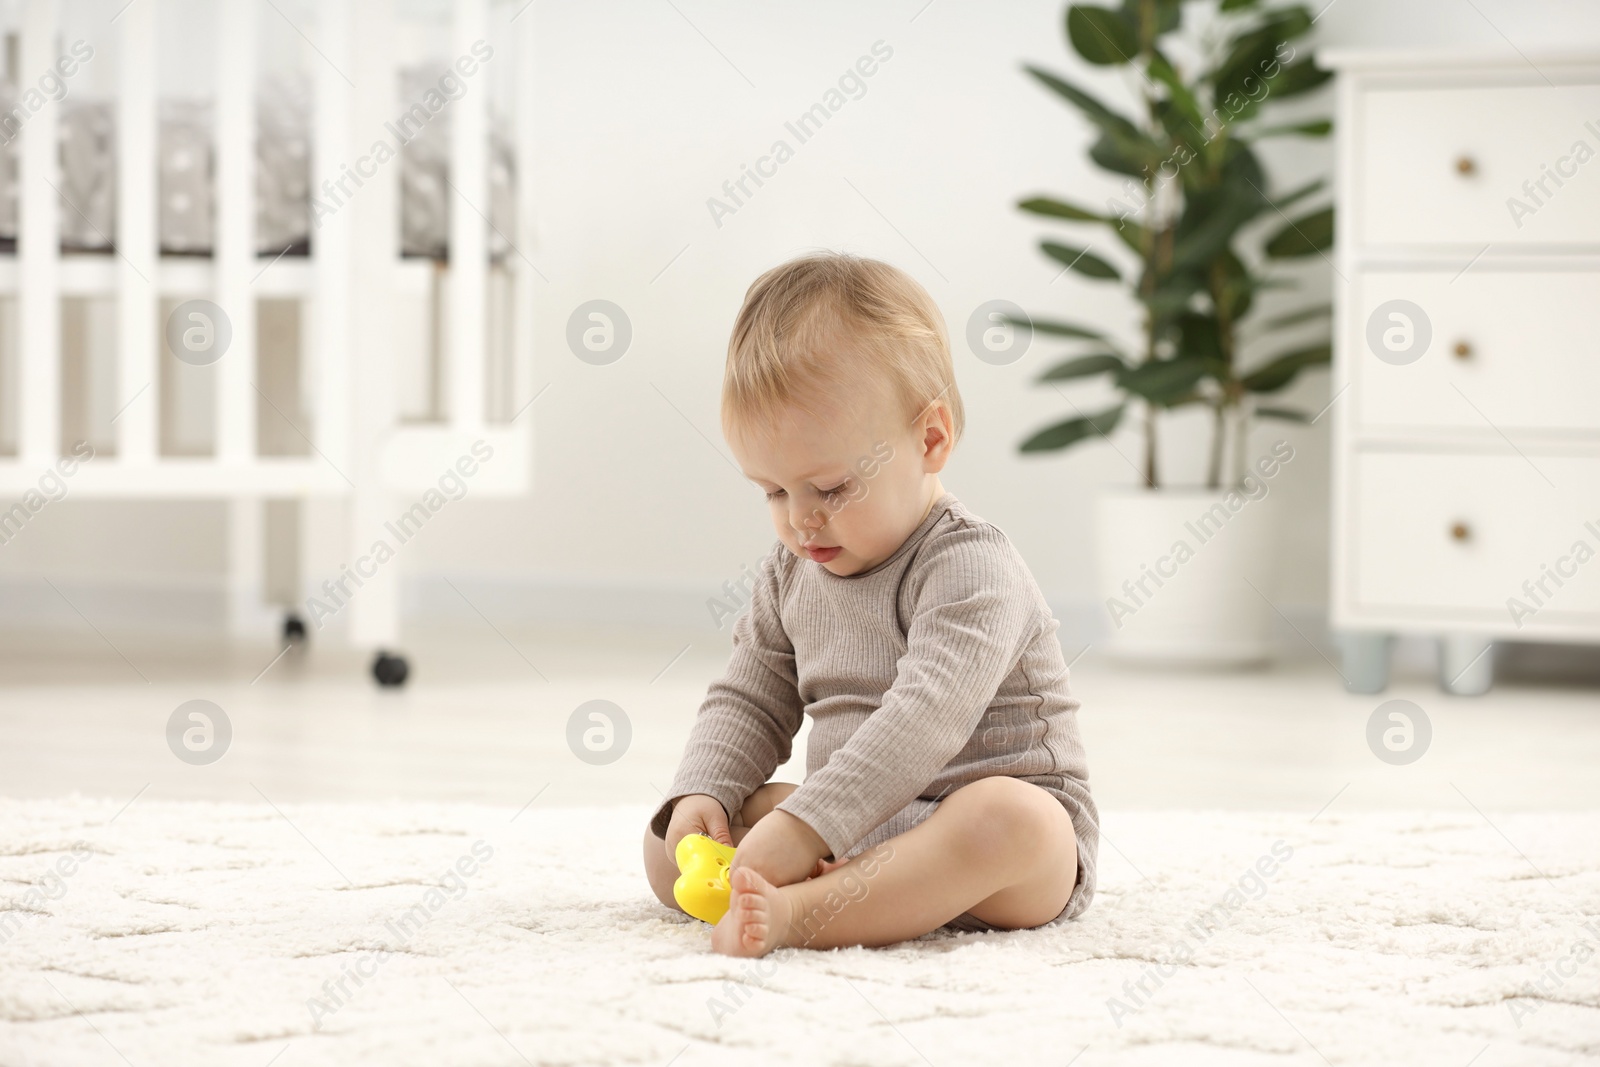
[722,251,964,447]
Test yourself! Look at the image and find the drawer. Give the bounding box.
[1357,84,1600,247]
[1354,271,1600,435]
[1351,451,1600,616]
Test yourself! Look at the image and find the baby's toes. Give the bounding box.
[740,910,769,949]
[712,867,782,958]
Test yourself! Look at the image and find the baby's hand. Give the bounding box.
[729,809,829,888]
[663,794,734,866]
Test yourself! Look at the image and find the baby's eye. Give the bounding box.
[820,483,848,499]
[764,489,785,500]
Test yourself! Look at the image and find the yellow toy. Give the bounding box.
[673,833,738,924]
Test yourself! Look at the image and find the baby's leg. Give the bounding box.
[711,776,1077,956]
[641,782,799,911]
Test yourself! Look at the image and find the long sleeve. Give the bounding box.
[648,544,805,838]
[770,527,1036,860]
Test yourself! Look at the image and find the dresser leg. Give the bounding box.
[1438,634,1494,696]
[1336,631,1393,693]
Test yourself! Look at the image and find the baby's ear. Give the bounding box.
[921,417,954,469]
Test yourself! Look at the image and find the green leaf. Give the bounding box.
[1116,356,1211,403]
[1255,405,1310,422]
[1270,58,1333,98]
[1020,404,1126,452]
[1252,119,1332,137]
[1241,342,1330,393]
[1206,141,1270,215]
[1067,5,1140,65]
[1019,318,1108,341]
[1211,7,1314,115]
[1147,48,1203,129]
[1233,6,1314,49]
[1141,269,1206,316]
[1018,196,1107,223]
[1213,248,1257,320]
[1106,212,1151,257]
[1176,312,1223,364]
[1165,145,1270,273]
[1023,65,1162,178]
[1170,188,1260,272]
[1273,178,1325,213]
[1259,303,1331,330]
[1220,0,1259,9]
[1042,240,1122,280]
[1088,131,1157,177]
[1153,97,1204,157]
[1121,0,1182,38]
[1212,41,1281,115]
[1264,206,1334,257]
[1037,353,1127,382]
[1023,65,1144,142]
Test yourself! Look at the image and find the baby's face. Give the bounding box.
[728,387,947,577]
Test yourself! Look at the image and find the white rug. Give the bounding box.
[1,797,1596,1066]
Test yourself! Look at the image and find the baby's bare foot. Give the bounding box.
[711,866,793,957]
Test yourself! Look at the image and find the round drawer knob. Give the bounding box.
[1455,156,1477,176]
[1450,522,1471,542]
[1453,341,1472,359]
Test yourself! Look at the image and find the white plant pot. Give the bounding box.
[1093,486,1282,667]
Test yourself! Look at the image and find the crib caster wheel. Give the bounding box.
[283,613,307,643]
[372,651,410,688]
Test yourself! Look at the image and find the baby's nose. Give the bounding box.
[791,503,827,534]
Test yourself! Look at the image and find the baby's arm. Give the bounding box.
[648,547,804,843]
[768,526,1037,863]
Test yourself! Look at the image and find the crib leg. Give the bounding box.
[348,490,407,687]
[372,651,410,687]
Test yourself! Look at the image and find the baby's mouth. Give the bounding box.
[801,543,842,563]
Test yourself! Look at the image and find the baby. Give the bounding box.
[643,251,1099,956]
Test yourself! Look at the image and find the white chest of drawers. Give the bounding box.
[1323,48,1600,695]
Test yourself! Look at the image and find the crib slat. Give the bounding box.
[449,0,488,429]
[117,0,158,463]
[347,0,400,649]
[215,0,257,462]
[514,3,539,431]
[313,0,352,473]
[17,0,60,465]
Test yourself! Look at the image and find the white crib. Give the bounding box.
[0,0,538,683]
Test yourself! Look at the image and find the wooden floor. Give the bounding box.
[1,622,1596,816]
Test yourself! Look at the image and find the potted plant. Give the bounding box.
[1016,0,1334,665]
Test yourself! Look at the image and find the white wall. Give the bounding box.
[5,0,1600,642]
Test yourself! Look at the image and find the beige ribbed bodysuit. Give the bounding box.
[649,490,1098,930]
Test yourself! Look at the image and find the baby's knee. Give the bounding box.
[946,778,1061,863]
[737,781,800,826]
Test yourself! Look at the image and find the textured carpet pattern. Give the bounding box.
[1,798,1596,1066]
